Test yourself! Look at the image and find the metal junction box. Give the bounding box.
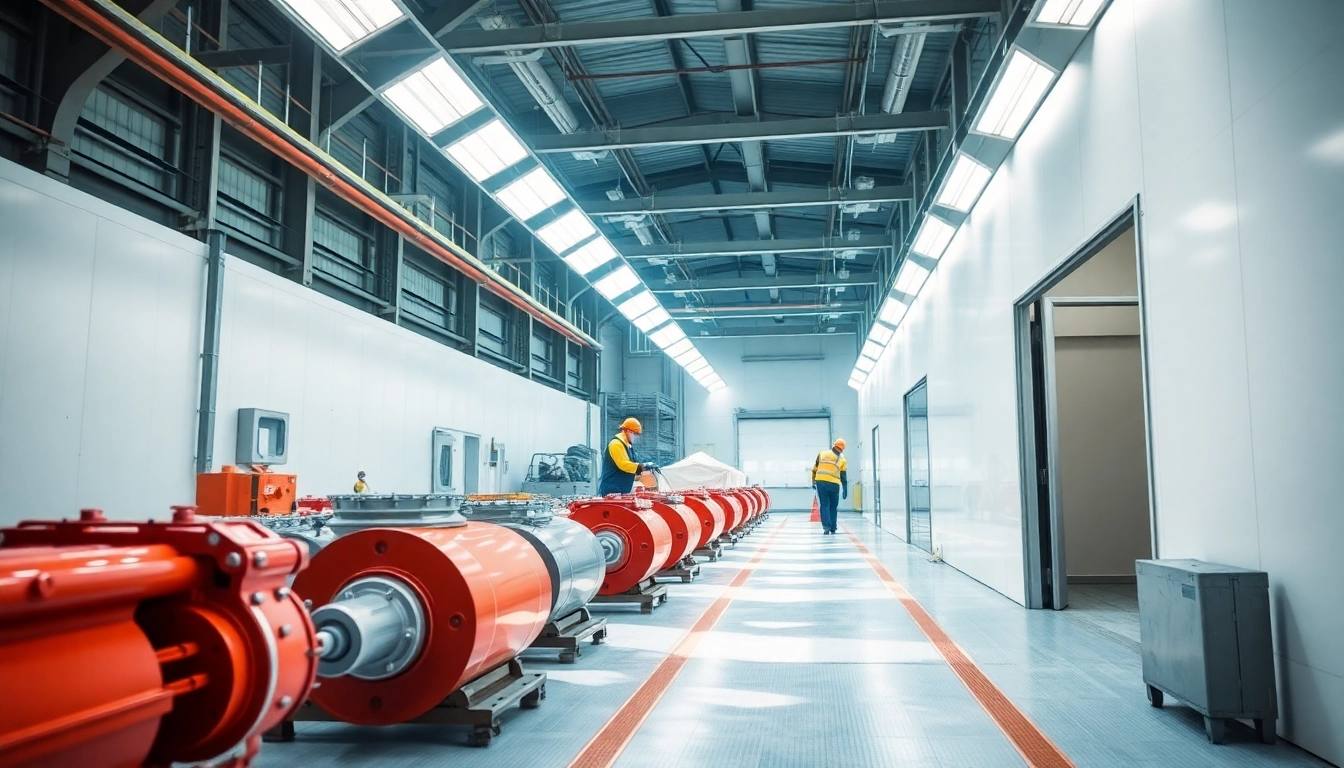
[1136,559,1277,744]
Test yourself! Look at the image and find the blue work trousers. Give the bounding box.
[815,482,840,532]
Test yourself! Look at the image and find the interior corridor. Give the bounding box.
[258,512,1328,768]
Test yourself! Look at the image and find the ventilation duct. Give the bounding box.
[857,26,927,146]
[477,14,586,153]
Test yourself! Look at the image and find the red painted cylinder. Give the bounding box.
[679,491,727,548]
[633,493,701,570]
[709,491,747,532]
[751,487,772,513]
[732,489,760,519]
[294,522,552,725]
[568,498,672,594]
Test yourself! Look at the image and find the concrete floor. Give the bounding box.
[256,512,1330,767]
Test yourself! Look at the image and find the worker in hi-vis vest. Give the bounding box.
[812,439,848,534]
[598,417,658,496]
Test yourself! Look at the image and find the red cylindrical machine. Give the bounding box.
[0,508,319,768]
[749,487,771,515]
[293,522,551,725]
[678,491,728,549]
[630,492,701,571]
[568,498,672,594]
[729,489,760,520]
[708,490,747,532]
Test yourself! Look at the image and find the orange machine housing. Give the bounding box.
[679,491,728,548]
[568,498,673,595]
[197,464,297,517]
[629,492,702,571]
[293,522,552,726]
[0,507,318,768]
[708,490,748,532]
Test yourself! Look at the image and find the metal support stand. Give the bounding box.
[589,577,669,614]
[528,606,608,663]
[718,531,741,547]
[655,556,701,584]
[693,542,723,561]
[268,658,545,747]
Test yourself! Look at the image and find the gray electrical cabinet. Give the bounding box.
[1136,559,1277,744]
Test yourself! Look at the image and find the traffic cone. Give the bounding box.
[810,497,820,523]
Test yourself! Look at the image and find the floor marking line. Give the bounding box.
[567,518,790,768]
[842,525,1076,768]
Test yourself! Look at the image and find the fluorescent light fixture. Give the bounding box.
[936,154,992,213]
[847,375,865,391]
[1033,0,1105,27]
[868,323,894,346]
[702,373,724,388]
[382,58,482,136]
[664,338,695,359]
[496,168,566,221]
[974,50,1056,140]
[536,210,596,255]
[855,356,876,373]
[707,380,727,393]
[648,322,687,349]
[276,0,403,52]
[676,349,705,366]
[632,306,671,333]
[911,216,957,260]
[445,120,528,182]
[860,340,884,360]
[592,265,639,300]
[692,366,716,383]
[877,295,908,327]
[562,237,618,276]
[894,260,931,297]
[617,291,658,320]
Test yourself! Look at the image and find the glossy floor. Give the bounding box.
[256,513,1330,767]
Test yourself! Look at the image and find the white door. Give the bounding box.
[737,417,831,510]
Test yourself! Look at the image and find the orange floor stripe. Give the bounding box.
[843,525,1075,768]
[567,518,789,768]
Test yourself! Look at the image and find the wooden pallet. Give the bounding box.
[266,658,545,747]
[528,606,609,663]
[655,558,701,584]
[589,577,669,614]
[693,542,723,561]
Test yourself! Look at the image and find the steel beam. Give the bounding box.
[574,160,901,196]
[193,45,291,68]
[690,324,859,338]
[582,185,911,215]
[439,0,1001,53]
[672,302,866,318]
[624,234,891,259]
[529,111,947,152]
[650,272,877,293]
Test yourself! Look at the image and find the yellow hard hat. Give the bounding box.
[620,417,643,434]
[833,438,846,451]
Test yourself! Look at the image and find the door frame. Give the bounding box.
[903,377,930,550]
[870,424,882,528]
[1012,196,1159,609]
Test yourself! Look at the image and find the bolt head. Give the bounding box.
[224,552,242,569]
[253,551,268,568]
[279,624,293,638]
[275,586,291,600]
[251,592,266,605]
[277,695,293,709]
[206,532,221,547]
[384,662,395,672]
[303,599,313,611]
[342,591,354,600]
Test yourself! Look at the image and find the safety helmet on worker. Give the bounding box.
[832,438,846,451]
[620,417,643,435]
[357,470,366,479]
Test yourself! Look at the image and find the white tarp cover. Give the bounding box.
[658,452,747,490]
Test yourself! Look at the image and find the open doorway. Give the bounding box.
[904,379,932,553]
[1015,202,1156,619]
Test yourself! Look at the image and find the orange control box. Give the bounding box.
[196,464,297,517]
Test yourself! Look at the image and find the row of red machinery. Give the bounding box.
[0,481,770,767]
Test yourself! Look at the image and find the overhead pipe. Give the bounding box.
[478,14,581,136]
[41,0,598,349]
[880,29,927,114]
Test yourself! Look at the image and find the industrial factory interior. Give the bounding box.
[2,0,1341,765]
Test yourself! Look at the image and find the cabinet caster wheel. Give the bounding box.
[1146,685,1164,708]
[1204,716,1226,744]
[468,726,498,747]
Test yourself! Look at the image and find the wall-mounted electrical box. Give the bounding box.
[236,409,289,465]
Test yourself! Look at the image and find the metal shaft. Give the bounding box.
[309,576,426,680]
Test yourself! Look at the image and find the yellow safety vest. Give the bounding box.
[813,450,847,485]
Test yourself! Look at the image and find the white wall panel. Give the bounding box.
[681,336,857,510]
[0,159,205,523]
[215,257,589,497]
[855,1,1344,758]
